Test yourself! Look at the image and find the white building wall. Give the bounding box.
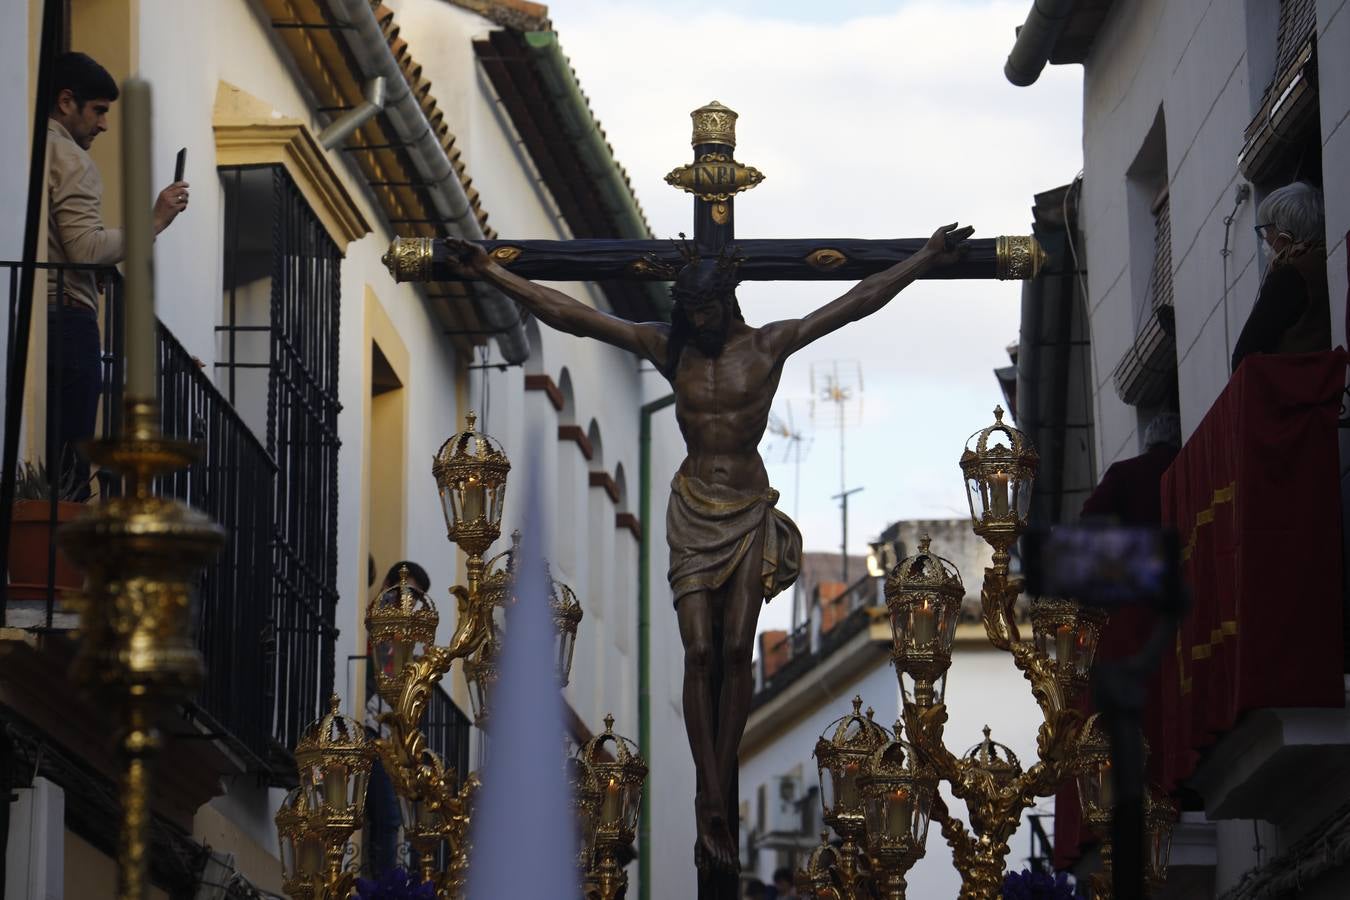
[738,646,1047,897]
[1082,0,1349,467]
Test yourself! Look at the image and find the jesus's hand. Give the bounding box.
[444,238,492,277]
[923,222,975,268]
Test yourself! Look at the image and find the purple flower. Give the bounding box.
[355,868,437,900]
[1001,868,1081,900]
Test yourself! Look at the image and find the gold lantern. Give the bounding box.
[963,726,1022,800]
[959,406,1038,560]
[577,715,648,900]
[463,633,502,728]
[1144,789,1178,892]
[549,565,584,687]
[367,565,440,706]
[1029,597,1107,702]
[432,411,511,564]
[885,534,965,709]
[814,697,890,853]
[293,695,373,890]
[1074,715,1113,835]
[275,786,322,900]
[796,831,845,899]
[859,724,934,900]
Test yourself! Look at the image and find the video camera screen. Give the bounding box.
[1023,525,1181,609]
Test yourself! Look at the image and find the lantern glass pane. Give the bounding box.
[623,782,642,832]
[556,629,577,686]
[298,834,324,876]
[889,603,908,649]
[280,833,296,878]
[909,597,939,648]
[966,476,985,522]
[864,792,884,838]
[374,638,400,681]
[986,471,1012,518]
[1073,623,1099,680]
[489,484,507,528]
[1014,473,1033,518]
[882,786,914,841]
[462,478,485,523]
[1077,761,1112,815]
[913,788,933,844]
[439,485,460,532]
[321,762,349,811]
[830,762,862,812]
[349,767,370,819]
[818,764,835,814]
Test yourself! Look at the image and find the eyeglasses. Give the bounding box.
[1253,223,1275,241]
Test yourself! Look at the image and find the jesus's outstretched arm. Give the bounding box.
[767,222,974,357]
[446,237,670,368]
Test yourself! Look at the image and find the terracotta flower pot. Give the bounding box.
[8,499,85,590]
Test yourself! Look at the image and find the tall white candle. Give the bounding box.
[120,79,156,399]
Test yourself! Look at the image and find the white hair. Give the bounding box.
[1257,181,1325,244]
[1144,412,1181,449]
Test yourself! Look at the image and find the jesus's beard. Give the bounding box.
[692,329,727,358]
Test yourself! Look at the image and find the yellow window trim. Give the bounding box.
[212,81,370,253]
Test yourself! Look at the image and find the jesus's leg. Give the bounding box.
[713,530,767,814]
[676,591,736,871]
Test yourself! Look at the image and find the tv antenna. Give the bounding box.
[810,361,865,584]
[764,400,813,523]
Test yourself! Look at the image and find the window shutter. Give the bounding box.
[1113,189,1178,406]
[1240,0,1319,182]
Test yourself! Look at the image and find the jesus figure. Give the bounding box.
[445,222,973,873]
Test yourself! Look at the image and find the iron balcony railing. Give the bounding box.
[1,261,336,779]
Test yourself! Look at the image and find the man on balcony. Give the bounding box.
[47,52,189,495]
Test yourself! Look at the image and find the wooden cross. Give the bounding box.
[382,100,1046,290]
[381,102,1047,900]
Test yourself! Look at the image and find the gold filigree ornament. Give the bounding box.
[432,411,512,560]
[665,152,766,202]
[293,696,373,895]
[367,565,441,706]
[382,236,435,283]
[995,234,1048,280]
[805,248,849,271]
[577,715,648,900]
[690,100,738,148]
[490,245,523,264]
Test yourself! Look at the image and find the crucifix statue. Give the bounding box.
[384,101,1046,898]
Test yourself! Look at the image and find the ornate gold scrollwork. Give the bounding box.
[381,236,434,283]
[665,152,765,203]
[995,235,1048,280]
[630,258,679,279]
[805,248,849,271]
[690,100,738,148]
[490,246,523,264]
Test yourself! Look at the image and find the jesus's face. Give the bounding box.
[684,299,729,357]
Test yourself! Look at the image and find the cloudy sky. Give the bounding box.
[548,0,1083,638]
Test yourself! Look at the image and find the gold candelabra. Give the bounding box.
[274,412,644,899]
[59,399,225,900]
[798,408,1177,899]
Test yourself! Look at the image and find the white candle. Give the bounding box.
[885,788,913,836]
[600,777,622,825]
[989,473,1010,516]
[120,79,156,399]
[912,599,937,646]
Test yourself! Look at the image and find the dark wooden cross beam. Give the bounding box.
[381,102,1047,900]
[382,101,1047,292]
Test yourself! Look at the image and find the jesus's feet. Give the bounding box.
[694,796,739,873]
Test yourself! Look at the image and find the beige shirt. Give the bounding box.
[47,119,124,311]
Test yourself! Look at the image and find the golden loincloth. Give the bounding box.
[666,473,802,606]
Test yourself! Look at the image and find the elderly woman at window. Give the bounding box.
[1231,181,1330,373]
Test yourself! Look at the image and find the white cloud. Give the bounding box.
[548,0,1081,605]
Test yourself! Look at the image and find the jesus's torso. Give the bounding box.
[670,324,785,491]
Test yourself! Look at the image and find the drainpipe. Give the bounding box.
[319,76,386,151]
[637,392,674,900]
[322,0,530,363]
[1004,0,1078,87]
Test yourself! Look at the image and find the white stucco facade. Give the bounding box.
[5,0,692,896]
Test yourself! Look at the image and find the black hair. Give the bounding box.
[663,255,744,378]
[52,52,119,111]
[383,560,431,592]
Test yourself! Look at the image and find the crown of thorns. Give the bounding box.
[650,234,744,306]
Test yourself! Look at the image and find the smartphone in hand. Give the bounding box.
[174,148,187,183]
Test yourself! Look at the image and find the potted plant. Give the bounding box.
[8,459,89,591]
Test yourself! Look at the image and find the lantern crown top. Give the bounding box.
[885,533,964,601]
[579,713,648,784]
[817,695,891,756]
[550,567,583,625]
[274,785,310,831]
[961,406,1039,472]
[433,410,511,479]
[804,830,841,873]
[296,695,370,760]
[367,564,439,633]
[864,722,924,778]
[963,725,1021,779]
